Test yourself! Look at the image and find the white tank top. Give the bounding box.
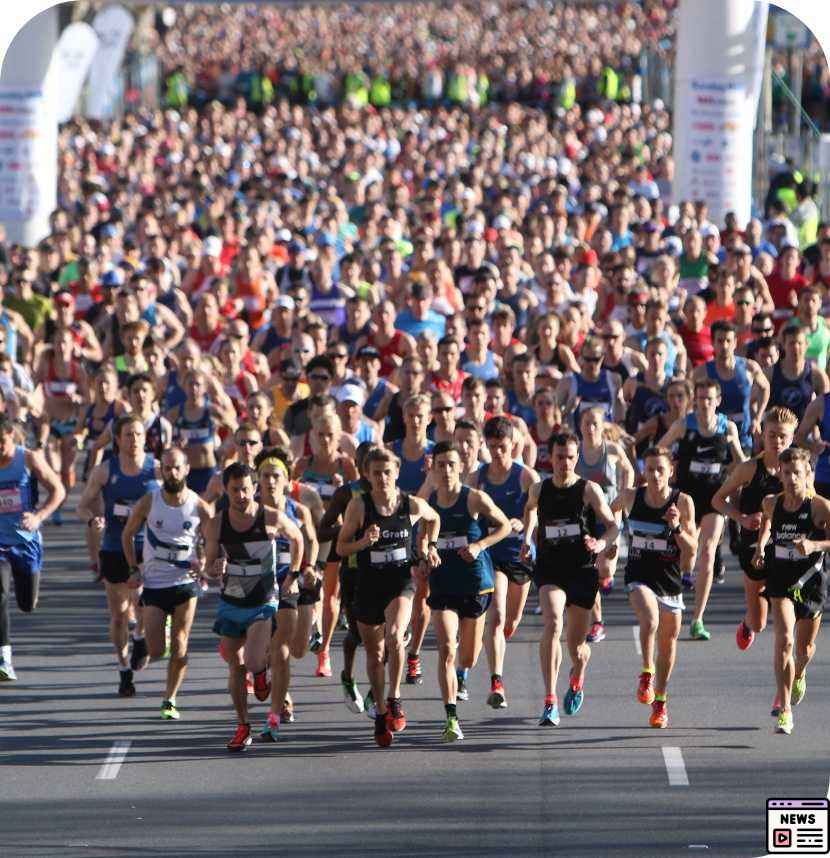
[142,489,201,588]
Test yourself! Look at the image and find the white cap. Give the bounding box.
[203,236,222,258]
[493,214,512,231]
[336,383,366,406]
[462,187,476,201]
[465,220,485,238]
[701,224,719,239]
[276,228,292,243]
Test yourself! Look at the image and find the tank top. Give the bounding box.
[624,381,668,441]
[535,477,593,571]
[0,311,18,360]
[738,457,782,553]
[767,496,823,592]
[275,497,300,584]
[0,447,38,547]
[301,462,339,502]
[531,426,554,477]
[816,394,830,484]
[461,349,499,381]
[219,506,277,608]
[142,489,200,588]
[576,442,617,502]
[391,438,434,494]
[174,406,214,448]
[428,486,491,595]
[102,453,158,553]
[364,378,390,420]
[624,487,682,596]
[356,493,413,576]
[84,401,115,441]
[309,283,348,327]
[260,326,292,357]
[369,330,406,378]
[478,462,527,566]
[45,356,79,399]
[705,357,751,448]
[770,360,813,421]
[574,370,614,431]
[163,370,188,413]
[675,413,730,498]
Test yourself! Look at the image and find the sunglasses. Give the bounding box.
[328,353,348,360]
[432,406,453,414]
[309,374,331,382]
[735,300,753,306]
[601,334,621,341]
[237,439,260,446]
[582,356,603,364]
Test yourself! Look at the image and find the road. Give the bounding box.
[2,501,827,858]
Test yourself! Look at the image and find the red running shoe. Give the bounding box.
[253,669,271,702]
[637,671,655,705]
[374,713,393,747]
[405,654,423,685]
[649,699,668,729]
[385,697,407,732]
[736,621,755,651]
[227,722,252,751]
[487,677,508,709]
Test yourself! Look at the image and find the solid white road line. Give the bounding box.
[662,746,689,787]
[632,625,642,655]
[96,741,131,780]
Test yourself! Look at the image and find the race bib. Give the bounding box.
[0,488,23,514]
[113,502,132,520]
[544,523,580,541]
[436,536,468,550]
[631,534,669,553]
[689,461,721,475]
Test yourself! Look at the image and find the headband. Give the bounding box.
[258,456,288,478]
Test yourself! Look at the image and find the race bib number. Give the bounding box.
[544,523,580,541]
[0,488,23,514]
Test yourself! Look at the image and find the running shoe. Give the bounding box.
[735,620,754,651]
[161,699,180,720]
[309,629,323,653]
[280,702,295,723]
[260,712,280,742]
[775,710,794,735]
[599,578,614,596]
[365,689,377,719]
[487,677,508,709]
[681,573,694,591]
[341,671,364,714]
[443,715,464,743]
[637,671,655,705]
[792,674,807,707]
[649,699,668,729]
[0,658,17,682]
[252,669,271,702]
[118,669,136,697]
[586,622,606,643]
[538,700,560,727]
[374,712,393,747]
[405,654,423,685]
[689,620,711,641]
[457,672,469,702]
[563,679,584,716]
[770,693,782,717]
[227,723,252,751]
[316,650,332,678]
[385,697,407,733]
[130,636,149,671]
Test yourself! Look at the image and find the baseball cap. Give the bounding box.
[356,345,381,361]
[278,358,302,380]
[55,291,74,307]
[700,224,720,239]
[288,239,306,253]
[275,295,295,310]
[276,228,292,243]
[493,214,512,231]
[579,249,599,267]
[101,269,124,288]
[203,236,222,258]
[336,383,366,406]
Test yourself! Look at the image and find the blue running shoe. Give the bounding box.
[563,685,584,716]
[260,712,279,742]
[538,701,560,726]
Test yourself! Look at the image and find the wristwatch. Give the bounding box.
[289,569,302,580]
[129,565,141,576]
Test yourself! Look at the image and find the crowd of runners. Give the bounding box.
[1,2,830,751]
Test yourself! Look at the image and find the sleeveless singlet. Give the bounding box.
[576,442,617,502]
[0,446,39,547]
[624,487,682,596]
[142,489,200,588]
[770,360,813,421]
[356,493,413,577]
[102,453,158,553]
[391,438,434,494]
[478,462,527,567]
[706,357,752,448]
[219,506,277,608]
[535,478,593,572]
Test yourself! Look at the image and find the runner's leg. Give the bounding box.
[105,581,131,667]
[770,597,797,712]
[794,613,821,683]
[743,574,768,633]
[484,570,508,676]
[385,594,414,700]
[320,561,341,654]
[691,513,724,625]
[628,586,659,671]
[143,604,167,661]
[223,635,248,724]
[564,604,592,687]
[433,609,459,704]
[167,597,197,702]
[654,608,682,696]
[271,608,298,716]
[538,585,566,697]
[504,579,531,639]
[458,611,487,671]
[358,621,386,714]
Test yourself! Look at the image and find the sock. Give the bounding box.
[167,698,176,707]
[119,665,131,674]
[0,644,11,662]
[491,673,502,683]
[654,692,667,703]
[132,634,145,643]
[456,668,469,681]
[407,652,419,662]
[445,703,457,718]
[569,673,583,692]
[641,666,655,675]
[545,693,556,706]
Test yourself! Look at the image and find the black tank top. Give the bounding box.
[675,415,730,497]
[738,457,782,552]
[624,486,682,596]
[625,381,669,455]
[356,493,413,576]
[767,495,823,591]
[536,477,593,570]
[219,506,276,608]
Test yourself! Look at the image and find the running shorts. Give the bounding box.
[353,567,415,626]
[533,564,599,611]
[213,599,278,638]
[426,591,492,619]
[140,581,200,614]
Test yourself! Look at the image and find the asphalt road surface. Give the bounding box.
[3,501,828,858]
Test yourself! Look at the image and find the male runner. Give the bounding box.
[752,448,830,735]
[612,447,697,728]
[712,407,797,650]
[0,416,65,680]
[337,447,440,747]
[203,462,303,751]
[426,441,510,741]
[121,447,213,718]
[78,414,159,696]
[520,432,618,725]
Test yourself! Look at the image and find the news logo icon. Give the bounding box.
[767,799,829,853]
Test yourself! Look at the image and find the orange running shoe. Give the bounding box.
[227,722,252,752]
[316,650,332,678]
[649,699,668,729]
[735,621,755,651]
[385,697,407,732]
[637,671,655,705]
[253,669,271,702]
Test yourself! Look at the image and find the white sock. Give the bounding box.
[119,665,131,673]
[1,645,11,662]
[132,634,145,642]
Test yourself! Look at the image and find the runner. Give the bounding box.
[0,417,65,681]
[202,424,263,506]
[203,462,303,751]
[712,407,797,651]
[660,378,745,639]
[120,448,213,719]
[77,414,160,696]
[766,324,827,421]
[336,447,441,747]
[425,441,510,741]
[752,448,830,735]
[520,432,619,725]
[611,446,697,728]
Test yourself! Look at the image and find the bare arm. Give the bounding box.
[121,492,153,569]
[752,494,776,568]
[23,449,66,528]
[336,496,370,558]
[466,489,511,559]
[712,459,756,526]
[520,481,542,562]
[583,480,619,553]
[657,415,687,449]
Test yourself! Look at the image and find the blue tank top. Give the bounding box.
[364,379,389,420]
[174,406,214,447]
[355,420,375,445]
[261,327,292,357]
[770,360,813,421]
[84,401,115,440]
[816,393,830,483]
[428,486,492,595]
[0,447,38,546]
[507,390,536,426]
[706,357,751,448]
[574,369,614,430]
[631,330,677,375]
[102,453,159,552]
[461,350,499,381]
[163,371,187,413]
[478,461,527,566]
[392,438,434,494]
[0,312,17,361]
[141,302,158,328]
[275,497,299,583]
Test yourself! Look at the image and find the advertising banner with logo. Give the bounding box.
[45,22,99,123]
[85,4,133,120]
